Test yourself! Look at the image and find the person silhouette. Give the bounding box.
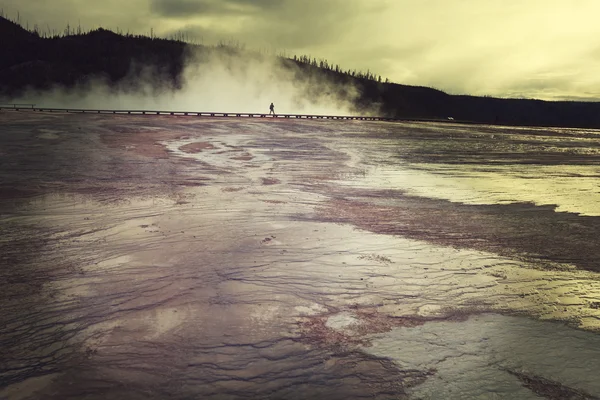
[269,103,275,115]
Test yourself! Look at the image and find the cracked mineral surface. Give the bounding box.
[1,110,600,399]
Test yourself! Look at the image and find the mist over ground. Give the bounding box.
[10,45,367,116]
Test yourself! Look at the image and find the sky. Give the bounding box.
[2,0,600,101]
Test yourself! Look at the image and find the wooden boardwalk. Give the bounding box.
[0,105,456,123]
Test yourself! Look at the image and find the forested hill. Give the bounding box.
[2,15,600,128]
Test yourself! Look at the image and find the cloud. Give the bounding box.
[150,0,281,19]
[149,0,280,18]
[151,0,361,49]
[0,0,155,35]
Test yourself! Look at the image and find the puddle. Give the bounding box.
[365,313,600,399]
[341,163,600,216]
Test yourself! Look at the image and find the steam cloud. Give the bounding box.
[10,46,369,116]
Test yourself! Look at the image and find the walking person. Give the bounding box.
[269,102,275,115]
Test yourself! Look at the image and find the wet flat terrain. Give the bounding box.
[1,110,600,399]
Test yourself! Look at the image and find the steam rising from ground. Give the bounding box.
[10,46,365,116]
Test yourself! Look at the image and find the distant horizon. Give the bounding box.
[2,0,600,102]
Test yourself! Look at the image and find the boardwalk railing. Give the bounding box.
[0,105,457,123]
[0,103,35,108]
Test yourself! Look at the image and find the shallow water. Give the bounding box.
[364,314,600,399]
[1,111,600,399]
[341,163,600,216]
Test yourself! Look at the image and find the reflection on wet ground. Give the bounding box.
[1,111,600,399]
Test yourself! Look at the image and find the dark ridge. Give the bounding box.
[0,17,189,93]
[0,14,40,41]
[2,16,600,128]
